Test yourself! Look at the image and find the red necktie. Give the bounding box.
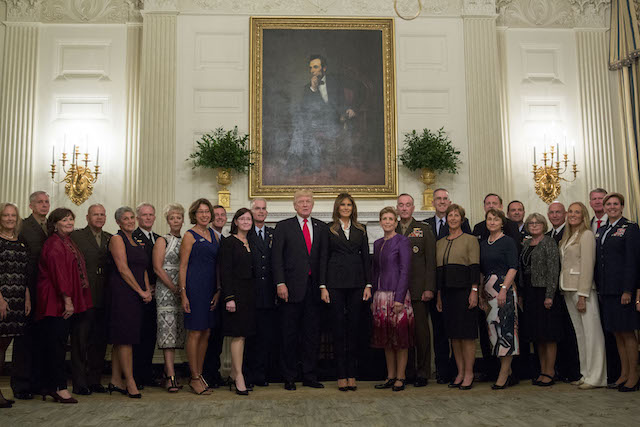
[596,219,602,229]
[303,218,312,254]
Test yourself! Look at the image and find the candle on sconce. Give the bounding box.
[72,145,76,163]
[52,146,55,164]
[573,146,576,162]
[534,146,536,164]
[96,147,100,165]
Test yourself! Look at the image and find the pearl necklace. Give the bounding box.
[0,232,16,240]
[487,232,503,245]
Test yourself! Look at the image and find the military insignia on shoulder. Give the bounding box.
[412,245,420,253]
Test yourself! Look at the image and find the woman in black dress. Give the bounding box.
[219,208,256,396]
[321,193,371,392]
[519,213,562,386]
[0,203,30,408]
[479,209,519,390]
[435,204,480,390]
[595,193,640,392]
[108,207,152,399]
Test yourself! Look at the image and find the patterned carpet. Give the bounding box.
[1,379,638,426]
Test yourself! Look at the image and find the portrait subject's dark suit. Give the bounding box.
[245,226,277,384]
[70,226,112,389]
[325,223,371,380]
[396,218,436,380]
[131,227,160,385]
[11,214,48,394]
[272,216,329,382]
[545,225,581,382]
[423,215,471,381]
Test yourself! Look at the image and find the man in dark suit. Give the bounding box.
[272,189,329,390]
[70,204,112,395]
[131,202,160,388]
[589,188,608,233]
[507,200,528,243]
[294,55,361,174]
[12,191,49,400]
[544,201,581,383]
[472,193,520,380]
[423,188,470,383]
[203,204,228,388]
[396,194,436,387]
[245,199,276,387]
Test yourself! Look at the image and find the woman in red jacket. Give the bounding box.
[36,208,92,404]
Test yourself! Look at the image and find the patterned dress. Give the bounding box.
[156,234,185,349]
[0,236,29,337]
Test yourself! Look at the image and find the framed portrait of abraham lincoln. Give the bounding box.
[249,17,397,198]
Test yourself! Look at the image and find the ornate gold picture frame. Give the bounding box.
[249,17,397,198]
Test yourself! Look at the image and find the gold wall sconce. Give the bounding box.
[532,145,578,204]
[50,145,101,205]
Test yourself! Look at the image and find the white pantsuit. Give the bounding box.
[560,230,607,387]
[563,289,607,387]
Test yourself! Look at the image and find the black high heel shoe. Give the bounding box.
[229,379,249,396]
[107,383,127,395]
[459,379,474,390]
[375,378,396,389]
[126,386,142,399]
[392,378,406,392]
[448,379,463,388]
[618,379,640,392]
[44,391,78,404]
[492,375,514,390]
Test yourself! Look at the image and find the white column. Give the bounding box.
[463,16,505,224]
[138,12,177,223]
[0,23,39,212]
[124,23,142,208]
[575,29,619,194]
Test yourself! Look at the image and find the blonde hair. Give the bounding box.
[293,189,314,203]
[559,202,590,248]
[524,213,548,234]
[164,203,185,222]
[0,203,22,237]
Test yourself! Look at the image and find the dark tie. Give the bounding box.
[553,230,557,238]
[258,229,263,241]
[438,219,445,238]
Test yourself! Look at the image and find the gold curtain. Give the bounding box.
[610,0,640,221]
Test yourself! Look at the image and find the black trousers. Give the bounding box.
[411,300,432,379]
[327,287,362,379]
[10,322,37,393]
[70,308,107,389]
[133,299,157,384]
[429,300,455,381]
[555,297,581,381]
[244,307,276,383]
[203,306,225,384]
[39,316,70,392]
[280,279,320,382]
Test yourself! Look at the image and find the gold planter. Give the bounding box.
[217,168,232,208]
[421,169,436,211]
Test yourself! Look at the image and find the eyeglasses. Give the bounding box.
[527,221,543,226]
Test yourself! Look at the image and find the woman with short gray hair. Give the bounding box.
[520,213,562,386]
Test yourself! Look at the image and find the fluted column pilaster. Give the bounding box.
[0,23,39,212]
[463,16,505,224]
[124,23,142,208]
[138,12,176,227]
[575,29,619,194]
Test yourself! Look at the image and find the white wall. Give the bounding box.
[502,28,586,216]
[33,24,128,230]
[176,15,470,216]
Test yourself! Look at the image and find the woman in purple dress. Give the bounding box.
[371,207,413,392]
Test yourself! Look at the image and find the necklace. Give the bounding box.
[487,232,503,245]
[0,232,16,240]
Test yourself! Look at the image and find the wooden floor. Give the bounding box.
[1,377,639,426]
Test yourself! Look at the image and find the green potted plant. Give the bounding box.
[188,126,253,208]
[398,127,461,210]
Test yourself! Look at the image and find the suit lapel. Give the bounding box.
[84,227,100,250]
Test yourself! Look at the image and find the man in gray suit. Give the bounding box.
[70,204,112,395]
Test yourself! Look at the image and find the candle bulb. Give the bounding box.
[96,147,100,165]
[534,146,536,164]
[573,146,576,163]
[52,146,55,164]
[72,145,76,163]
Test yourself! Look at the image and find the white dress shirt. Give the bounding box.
[591,213,608,234]
[140,228,155,244]
[340,219,351,240]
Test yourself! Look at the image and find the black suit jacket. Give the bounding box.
[594,217,639,295]
[326,222,371,289]
[132,227,160,285]
[248,226,276,309]
[545,226,565,244]
[424,216,472,240]
[272,216,329,304]
[19,214,48,295]
[71,226,112,308]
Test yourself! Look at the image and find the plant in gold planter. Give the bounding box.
[188,127,253,208]
[399,127,461,210]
